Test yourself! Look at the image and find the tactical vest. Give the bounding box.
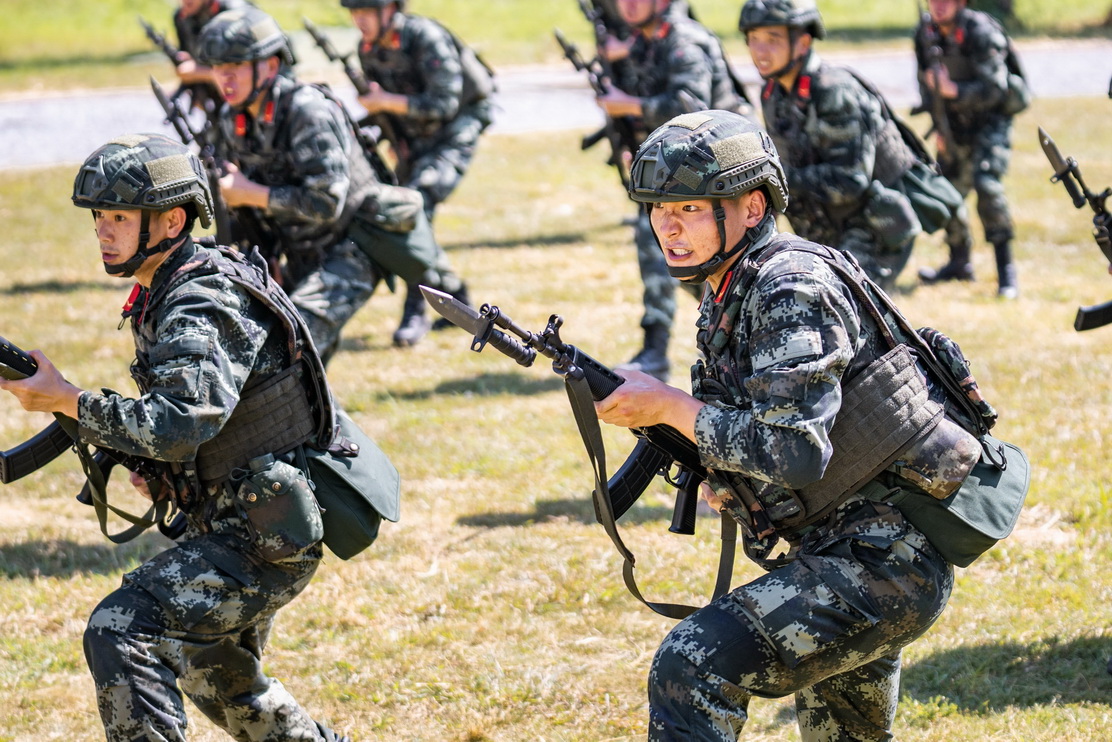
[692,234,984,546]
[132,244,336,494]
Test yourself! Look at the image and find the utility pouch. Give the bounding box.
[887,433,1030,567]
[358,183,424,234]
[233,454,324,562]
[888,415,981,499]
[305,411,401,560]
[862,180,921,250]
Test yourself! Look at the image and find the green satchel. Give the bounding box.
[305,411,401,560]
[887,433,1030,568]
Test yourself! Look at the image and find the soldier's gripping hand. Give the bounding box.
[593,368,703,442]
[0,350,83,420]
[218,162,271,209]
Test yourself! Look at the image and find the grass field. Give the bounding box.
[0,85,1110,740]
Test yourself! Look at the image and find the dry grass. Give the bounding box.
[1,96,1111,740]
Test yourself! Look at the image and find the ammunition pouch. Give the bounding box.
[862,180,921,251]
[357,183,424,234]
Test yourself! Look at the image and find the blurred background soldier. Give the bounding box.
[740,0,965,291]
[344,0,493,346]
[595,0,752,382]
[914,0,1029,299]
[198,7,470,362]
[0,133,350,742]
[167,0,255,122]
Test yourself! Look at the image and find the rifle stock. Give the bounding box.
[1039,127,1112,330]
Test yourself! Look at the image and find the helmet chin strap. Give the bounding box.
[666,209,769,284]
[102,211,181,278]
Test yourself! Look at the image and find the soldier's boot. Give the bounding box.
[431,279,470,331]
[994,240,1019,299]
[919,239,975,284]
[616,324,670,383]
[393,283,431,347]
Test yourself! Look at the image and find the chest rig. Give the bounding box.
[692,235,985,558]
[131,244,335,499]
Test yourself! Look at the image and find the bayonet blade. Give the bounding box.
[419,285,483,335]
[1039,127,1069,175]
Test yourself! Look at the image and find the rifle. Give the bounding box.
[139,16,182,66]
[420,286,733,619]
[150,76,234,247]
[915,7,955,160]
[139,15,219,119]
[553,29,640,188]
[1038,127,1112,331]
[303,17,401,185]
[0,336,186,540]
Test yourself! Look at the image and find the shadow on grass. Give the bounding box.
[0,534,171,579]
[456,495,715,529]
[0,51,149,72]
[0,280,120,295]
[369,371,565,402]
[903,635,1112,708]
[442,230,599,252]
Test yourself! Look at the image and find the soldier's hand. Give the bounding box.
[699,482,724,513]
[601,34,633,63]
[594,368,702,441]
[597,89,642,118]
[0,350,82,419]
[218,163,270,209]
[129,469,154,501]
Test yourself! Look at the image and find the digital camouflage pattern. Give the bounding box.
[759,50,922,286]
[914,7,1016,254]
[355,10,494,213]
[645,217,956,739]
[211,72,464,361]
[78,239,339,740]
[173,0,253,59]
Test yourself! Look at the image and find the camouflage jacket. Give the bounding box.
[761,51,917,247]
[77,239,289,470]
[212,74,377,262]
[356,12,494,141]
[609,11,743,135]
[690,219,928,543]
[173,0,252,57]
[914,8,1013,133]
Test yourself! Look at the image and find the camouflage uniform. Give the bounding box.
[914,5,1020,295]
[760,50,924,288]
[648,216,954,741]
[608,3,750,378]
[170,0,253,120]
[79,239,337,741]
[212,72,465,362]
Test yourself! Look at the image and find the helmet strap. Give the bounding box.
[666,210,769,284]
[102,211,182,278]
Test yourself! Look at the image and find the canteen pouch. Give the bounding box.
[887,415,981,499]
[862,180,921,250]
[887,434,1030,567]
[306,411,401,560]
[359,183,424,234]
[233,454,324,562]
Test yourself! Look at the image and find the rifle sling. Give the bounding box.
[563,371,736,620]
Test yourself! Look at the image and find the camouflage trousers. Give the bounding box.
[940,117,1015,248]
[84,530,326,741]
[404,101,493,217]
[648,497,954,741]
[634,210,702,330]
[288,238,379,365]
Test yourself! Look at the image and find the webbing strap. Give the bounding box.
[564,372,735,620]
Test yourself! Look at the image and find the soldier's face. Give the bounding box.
[650,194,763,286]
[350,8,387,42]
[91,209,170,271]
[745,26,804,80]
[617,0,668,26]
[212,60,273,108]
[929,0,965,26]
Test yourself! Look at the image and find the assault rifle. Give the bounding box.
[139,16,218,119]
[554,29,640,188]
[914,7,955,158]
[0,336,186,540]
[1039,127,1112,331]
[303,17,401,185]
[150,76,234,247]
[420,286,734,618]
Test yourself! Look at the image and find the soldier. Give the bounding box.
[914,0,1027,298]
[166,0,254,120]
[344,0,493,346]
[198,7,470,361]
[595,0,752,382]
[595,110,962,740]
[739,0,966,290]
[0,133,350,741]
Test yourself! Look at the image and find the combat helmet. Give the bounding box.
[73,133,214,276]
[197,7,296,68]
[628,110,788,282]
[738,0,825,40]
